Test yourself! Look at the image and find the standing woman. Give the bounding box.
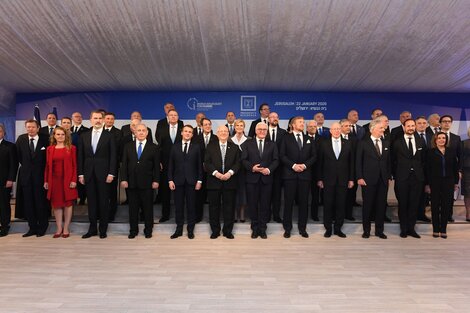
[231,119,250,223]
[425,132,459,238]
[44,127,78,238]
[461,127,470,221]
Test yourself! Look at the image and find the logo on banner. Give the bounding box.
[187,98,198,110]
[241,96,256,111]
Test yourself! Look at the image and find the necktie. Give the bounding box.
[272,129,276,142]
[434,127,438,134]
[198,127,201,136]
[263,119,267,124]
[351,125,356,135]
[49,127,54,135]
[296,133,302,150]
[419,132,426,145]
[318,128,322,136]
[258,140,263,158]
[29,138,35,154]
[229,125,233,135]
[221,144,226,173]
[375,139,381,156]
[408,137,413,156]
[183,142,188,154]
[92,130,99,154]
[334,139,340,159]
[205,135,209,147]
[170,126,176,143]
[137,142,143,159]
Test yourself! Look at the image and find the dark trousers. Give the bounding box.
[323,184,347,232]
[108,177,119,220]
[22,184,49,234]
[283,179,310,232]
[159,169,171,219]
[208,188,235,235]
[430,177,454,233]
[247,181,272,234]
[310,182,320,219]
[346,184,358,218]
[128,188,154,236]
[271,171,283,220]
[174,183,196,233]
[195,177,207,222]
[361,180,388,234]
[417,190,430,218]
[395,173,422,233]
[77,182,87,203]
[85,176,110,234]
[0,186,12,231]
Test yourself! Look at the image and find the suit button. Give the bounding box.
[137,161,140,164]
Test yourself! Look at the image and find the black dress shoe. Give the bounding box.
[417,216,431,222]
[324,230,332,238]
[159,217,169,223]
[188,232,194,239]
[128,233,137,239]
[23,230,37,237]
[407,231,421,239]
[283,231,291,238]
[224,233,234,239]
[251,231,258,239]
[145,233,152,239]
[448,218,455,223]
[299,231,309,238]
[375,233,387,239]
[466,219,470,222]
[384,216,392,222]
[100,233,107,239]
[312,217,320,222]
[0,231,8,237]
[362,232,370,238]
[170,232,182,239]
[345,216,356,221]
[335,230,347,238]
[259,232,267,239]
[210,233,219,239]
[36,232,46,237]
[82,232,97,239]
[400,231,407,238]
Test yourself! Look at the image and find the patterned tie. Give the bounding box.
[29,138,35,155]
[375,139,381,156]
[137,142,143,160]
[258,140,263,158]
[334,139,340,159]
[296,133,302,150]
[221,144,226,173]
[170,126,176,143]
[92,130,99,154]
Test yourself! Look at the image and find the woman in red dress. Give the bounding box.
[44,126,78,238]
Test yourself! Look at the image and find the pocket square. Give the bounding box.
[384,147,388,150]
[418,147,423,150]
[306,140,311,144]
[40,146,46,150]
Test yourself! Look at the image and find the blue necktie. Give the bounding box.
[137,142,142,160]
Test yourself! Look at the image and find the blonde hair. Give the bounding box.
[50,126,72,149]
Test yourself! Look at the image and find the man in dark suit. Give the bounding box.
[340,119,358,221]
[156,109,183,222]
[225,111,236,137]
[356,118,392,239]
[78,110,117,239]
[364,109,391,140]
[16,119,49,237]
[317,122,354,238]
[155,102,184,140]
[39,112,58,138]
[120,124,160,239]
[392,119,425,238]
[306,119,322,221]
[248,103,270,138]
[314,112,330,137]
[194,117,218,222]
[104,112,122,221]
[204,125,241,239]
[390,111,412,143]
[241,122,279,239]
[193,112,206,137]
[426,113,441,139]
[415,116,432,222]
[280,116,317,238]
[121,111,153,142]
[347,109,365,140]
[168,125,203,239]
[439,114,462,222]
[266,112,287,223]
[71,111,89,205]
[0,124,18,236]
[71,111,89,135]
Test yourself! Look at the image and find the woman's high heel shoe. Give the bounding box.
[53,232,62,238]
[432,233,439,238]
[62,233,70,238]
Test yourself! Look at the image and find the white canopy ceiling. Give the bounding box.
[0,0,469,94]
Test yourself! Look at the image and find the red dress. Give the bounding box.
[46,146,76,208]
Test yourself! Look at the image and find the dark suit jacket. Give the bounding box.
[121,125,153,143]
[241,138,279,184]
[356,137,391,185]
[225,123,236,137]
[391,135,426,182]
[279,133,317,181]
[364,123,391,140]
[390,125,404,142]
[462,139,470,169]
[426,126,440,139]
[266,126,287,149]
[317,137,354,186]
[39,125,57,138]
[248,118,269,138]
[168,142,203,186]
[155,118,184,142]
[16,134,49,186]
[156,123,183,168]
[446,132,462,170]
[204,141,240,190]
[120,141,160,189]
[0,140,18,184]
[317,126,330,138]
[426,148,459,185]
[106,126,122,163]
[307,134,323,181]
[194,132,218,158]
[78,129,117,183]
[350,124,365,140]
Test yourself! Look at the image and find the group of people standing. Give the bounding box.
[0,102,469,240]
